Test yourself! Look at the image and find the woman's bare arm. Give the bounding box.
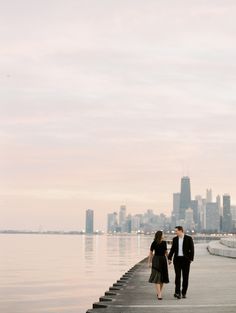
[148,250,153,267]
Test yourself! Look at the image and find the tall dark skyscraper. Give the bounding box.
[179,176,191,220]
[85,209,94,234]
[222,194,232,233]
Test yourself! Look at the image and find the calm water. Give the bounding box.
[0,234,153,313]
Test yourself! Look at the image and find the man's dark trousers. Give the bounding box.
[174,256,191,295]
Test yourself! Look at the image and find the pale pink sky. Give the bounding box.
[1,0,236,231]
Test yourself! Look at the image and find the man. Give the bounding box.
[168,226,194,299]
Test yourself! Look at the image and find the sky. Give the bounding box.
[1,0,236,231]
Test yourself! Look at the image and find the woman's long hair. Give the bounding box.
[154,230,163,244]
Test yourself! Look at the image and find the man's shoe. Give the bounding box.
[182,294,186,298]
[174,293,181,299]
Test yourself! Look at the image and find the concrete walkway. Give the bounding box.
[87,243,236,313]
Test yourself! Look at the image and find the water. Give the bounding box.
[0,234,153,313]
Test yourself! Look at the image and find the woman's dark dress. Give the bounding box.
[149,240,169,284]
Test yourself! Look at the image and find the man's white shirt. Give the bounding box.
[178,236,184,256]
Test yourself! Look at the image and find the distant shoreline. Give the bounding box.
[0,230,147,235]
[0,230,97,235]
[0,230,152,236]
[0,230,226,241]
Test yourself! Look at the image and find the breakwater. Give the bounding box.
[208,237,236,258]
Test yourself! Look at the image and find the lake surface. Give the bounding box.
[0,234,153,313]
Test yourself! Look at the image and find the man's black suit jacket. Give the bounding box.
[168,235,194,262]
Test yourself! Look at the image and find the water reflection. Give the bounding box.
[0,234,153,313]
[83,235,95,274]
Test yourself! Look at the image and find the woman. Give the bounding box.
[148,230,169,300]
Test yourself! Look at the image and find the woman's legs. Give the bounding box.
[155,283,162,298]
[160,283,164,297]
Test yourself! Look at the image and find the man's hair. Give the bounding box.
[175,226,184,232]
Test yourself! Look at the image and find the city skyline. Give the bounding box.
[1,175,234,233]
[1,1,236,231]
[104,176,235,234]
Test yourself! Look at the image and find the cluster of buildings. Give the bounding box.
[85,177,236,234]
[171,176,236,233]
[85,207,170,234]
[107,206,170,233]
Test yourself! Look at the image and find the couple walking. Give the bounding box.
[148,226,194,300]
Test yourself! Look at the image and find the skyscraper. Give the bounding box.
[222,194,232,233]
[185,208,194,231]
[179,176,191,220]
[230,206,236,231]
[216,195,222,231]
[171,193,180,227]
[107,212,118,233]
[206,202,220,232]
[119,205,127,232]
[190,199,199,228]
[216,195,221,213]
[206,189,212,203]
[195,195,204,231]
[131,215,141,233]
[85,209,94,234]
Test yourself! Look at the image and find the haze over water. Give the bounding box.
[0,234,152,313]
